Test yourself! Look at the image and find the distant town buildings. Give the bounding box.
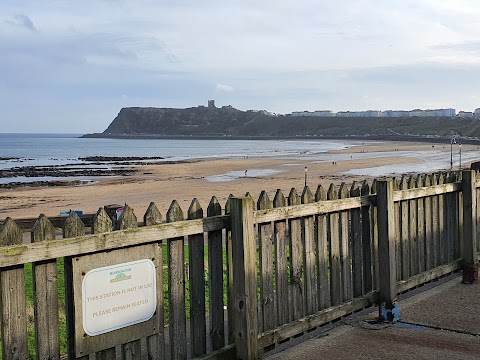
[290,108,459,118]
[201,101,480,119]
[337,110,382,118]
[291,110,334,117]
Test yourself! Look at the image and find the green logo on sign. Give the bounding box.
[110,272,132,283]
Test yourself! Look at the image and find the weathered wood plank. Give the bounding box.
[458,172,464,260]
[0,218,28,360]
[431,174,440,267]
[437,174,446,266]
[288,188,304,320]
[119,205,142,360]
[397,260,462,294]
[393,178,401,282]
[462,170,477,283]
[31,214,60,360]
[392,182,462,201]
[445,174,455,263]
[361,182,373,293]
[167,201,187,360]
[399,177,410,280]
[9,214,95,231]
[188,199,207,357]
[273,190,289,326]
[195,344,236,360]
[450,173,459,259]
[257,292,378,350]
[257,191,275,331]
[254,195,376,223]
[424,175,433,270]
[0,215,230,267]
[350,183,363,297]
[207,197,225,351]
[91,208,120,360]
[224,194,235,345]
[315,185,330,310]
[393,181,462,202]
[408,176,418,276]
[96,348,117,360]
[63,210,86,238]
[144,202,162,227]
[301,186,317,315]
[371,180,379,290]
[92,207,113,234]
[63,211,87,360]
[339,183,352,302]
[143,202,165,360]
[476,174,480,254]
[230,197,258,360]
[327,184,341,306]
[416,175,426,274]
[118,204,138,231]
[376,179,397,316]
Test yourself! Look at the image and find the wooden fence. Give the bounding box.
[0,170,478,359]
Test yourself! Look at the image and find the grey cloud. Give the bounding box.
[0,31,163,70]
[431,41,480,53]
[344,63,480,85]
[6,14,37,32]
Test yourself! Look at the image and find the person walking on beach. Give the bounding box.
[245,170,247,177]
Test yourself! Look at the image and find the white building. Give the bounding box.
[291,111,311,116]
[291,110,334,117]
[382,110,409,117]
[457,111,474,118]
[363,110,382,117]
[425,108,456,117]
[312,110,334,117]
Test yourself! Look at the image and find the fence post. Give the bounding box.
[376,179,399,321]
[462,170,478,283]
[230,197,258,360]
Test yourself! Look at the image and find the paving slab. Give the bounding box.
[266,324,480,360]
[266,275,480,359]
[401,277,480,335]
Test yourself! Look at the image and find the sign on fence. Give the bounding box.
[82,259,156,336]
[72,244,161,357]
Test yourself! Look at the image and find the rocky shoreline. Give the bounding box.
[0,156,164,189]
[0,166,136,179]
[0,180,91,190]
[0,156,205,189]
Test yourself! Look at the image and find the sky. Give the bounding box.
[2,0,480,133]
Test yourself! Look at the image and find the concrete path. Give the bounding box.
[266,274,480,359]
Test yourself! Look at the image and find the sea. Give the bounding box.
[0,133,358,184]
[0,133,477,184]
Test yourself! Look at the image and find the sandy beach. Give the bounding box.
[1,140,477,221]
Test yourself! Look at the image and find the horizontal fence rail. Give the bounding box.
[0,215,230,267]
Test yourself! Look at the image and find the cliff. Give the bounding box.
[85,106,480,140]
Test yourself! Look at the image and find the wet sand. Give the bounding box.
[0,140,477,220]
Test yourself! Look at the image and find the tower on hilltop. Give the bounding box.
[208,100,215,108]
